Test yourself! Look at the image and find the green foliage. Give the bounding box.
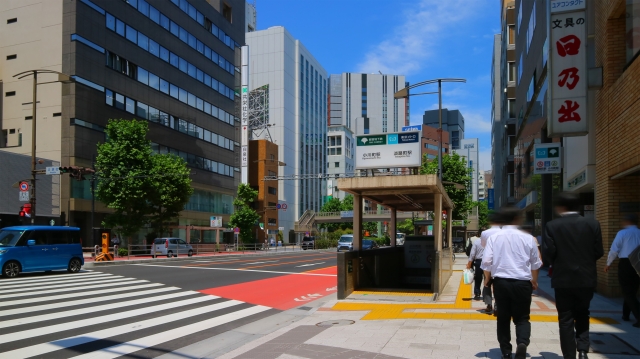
[397,218,415,235]
[96,119,192,238]
[314,238,337,249]
[96,119,155,237]
[277,230,284,242]
[319,197,343,231]
[476,200,489,229]
[229,183,260,243]
[118,247,128,257]
[363,222,377,235]
[420,152,473,221]
[341,195,354,211]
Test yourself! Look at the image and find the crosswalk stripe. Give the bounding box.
[0,286,181,317]
[0,274,116,290]
[0,278,147,299]
[0,282,163,307]
[4,300,245,358]
[0,271,101,285]
[69,306,271,359]
[0,295,220,344]
[0,290,199,329]
[1,276,131,295]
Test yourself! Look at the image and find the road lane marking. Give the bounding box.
[0,276,129,294]
[296,262,325,268]
[242,258,335,270]
[0,283,163,307]
[0,291,197,329]
[0,273,116,290]
[244,261,279,265]
[0,271,101,285]
[0,279,147,300]
[1,300,247,358]
[134,264,337,276]
[0,286,181,317]
[67,306,270,359]
[182,252,336,267]
[0,295,219,344]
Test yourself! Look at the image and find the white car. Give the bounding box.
[396,233,406,246]
[151,238,193,258]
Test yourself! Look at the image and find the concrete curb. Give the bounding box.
[83,249,334,268]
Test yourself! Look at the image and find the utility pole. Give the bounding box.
[438,79,443,182]
[91,155,96,246]
[30,71,37,224]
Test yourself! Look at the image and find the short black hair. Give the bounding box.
[520,224,533,234]
[499,206,522,224]
[488,212,503,224]
[624,213,639,225]
[554,192,581,212]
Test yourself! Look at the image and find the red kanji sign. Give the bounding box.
[558,100,581,122]
[556,35,581,57]
[558,67,580,90]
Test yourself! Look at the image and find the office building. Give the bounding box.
[245,1,256,32]
[326,125,354,201]
[490,32,507,208]
[453,138,479,202]
[0,0,245,241]
[423,108,464,149]
[329,73,408,135]
[245,26,328,238]
[420,125,450,162]
[248,139,279,244]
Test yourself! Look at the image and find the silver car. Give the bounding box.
[337,234,353,252]
[151,238,193,258]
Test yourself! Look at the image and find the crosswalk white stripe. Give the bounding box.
[0,274,117,290]
[3,300,246,358]
[0,279,146,299]
[1,290,198,329]
[0,271,101,285]
[0,282,163,307]
[1,276,132,294]
[0,295,219,344]
[0,286,181,317]
[70,306,271,359]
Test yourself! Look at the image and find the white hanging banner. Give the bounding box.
[548,3,588,137]
[241,46,250,184]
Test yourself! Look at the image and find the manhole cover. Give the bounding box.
[316,320,355,327]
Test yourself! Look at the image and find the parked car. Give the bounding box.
[337,234,353,252]
[301,236,315,250]
[396,233,406,246]
[151,238,193,258]
[0,226,84,278]
[362,239,379,250]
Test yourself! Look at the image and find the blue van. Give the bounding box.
[0,226,84,278]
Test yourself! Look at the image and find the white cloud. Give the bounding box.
[355,0,482,75]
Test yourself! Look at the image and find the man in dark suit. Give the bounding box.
[544,193,604,359]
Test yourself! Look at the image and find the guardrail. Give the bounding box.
[314,210,416,218]
[82,242,318,260]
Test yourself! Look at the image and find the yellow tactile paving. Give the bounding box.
[332,277,618,324]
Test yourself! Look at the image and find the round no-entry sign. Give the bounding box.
[234,227,240,233]
[19,182,29,192]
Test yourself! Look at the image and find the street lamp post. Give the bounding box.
[13,70,74,224]
[394,78,466,181]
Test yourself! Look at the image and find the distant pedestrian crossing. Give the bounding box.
[0,270,273,358]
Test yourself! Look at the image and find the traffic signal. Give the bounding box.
[19,204,32,218]
[59,166,95,181]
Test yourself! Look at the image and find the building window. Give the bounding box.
[7,18,17,24]
[508,25,515,45]
[335,162,340,168]
[268,218,277,225]
[627,2,640,63]
[5,91,15,97]
[222,3,232,23]
[268,187,277,195]
[508,62,516,82]
[6,54,16,60]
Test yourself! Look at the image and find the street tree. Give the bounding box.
[420,152,473,221]
[229,183,260,243]
[148,153,193,235]
[96,119,154,239]
[397,218,415,235]
[319,197,342,231]
[476,200,489,229]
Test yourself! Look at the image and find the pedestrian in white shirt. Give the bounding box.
[604,213,640,327]
[481,213,503,247]
[466,229,485,300]
[482,207,543,359]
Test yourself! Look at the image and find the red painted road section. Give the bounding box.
[198,266,337,310]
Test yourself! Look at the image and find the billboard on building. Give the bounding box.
[548,0,588,137]
[355,131,421,169]
[487,189,495,210]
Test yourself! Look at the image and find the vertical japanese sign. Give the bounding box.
[548,1,588,137]
[241,46,249,183]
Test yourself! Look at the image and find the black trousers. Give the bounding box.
[493,277,533,355]
[554,287,594,359]
[473,259,483,296]
[619,258,640,321]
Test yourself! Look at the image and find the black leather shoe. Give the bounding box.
[578,351,589,359]
[514,343,527,359]
[502,353,512,359]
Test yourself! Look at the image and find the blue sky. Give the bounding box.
[256,0,499,171]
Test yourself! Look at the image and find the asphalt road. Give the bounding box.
[0,250,337,358]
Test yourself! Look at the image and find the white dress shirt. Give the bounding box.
[481,225,543,281]
[480,225,501,247]
[606,225,640,266]
[468,237,484,262]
